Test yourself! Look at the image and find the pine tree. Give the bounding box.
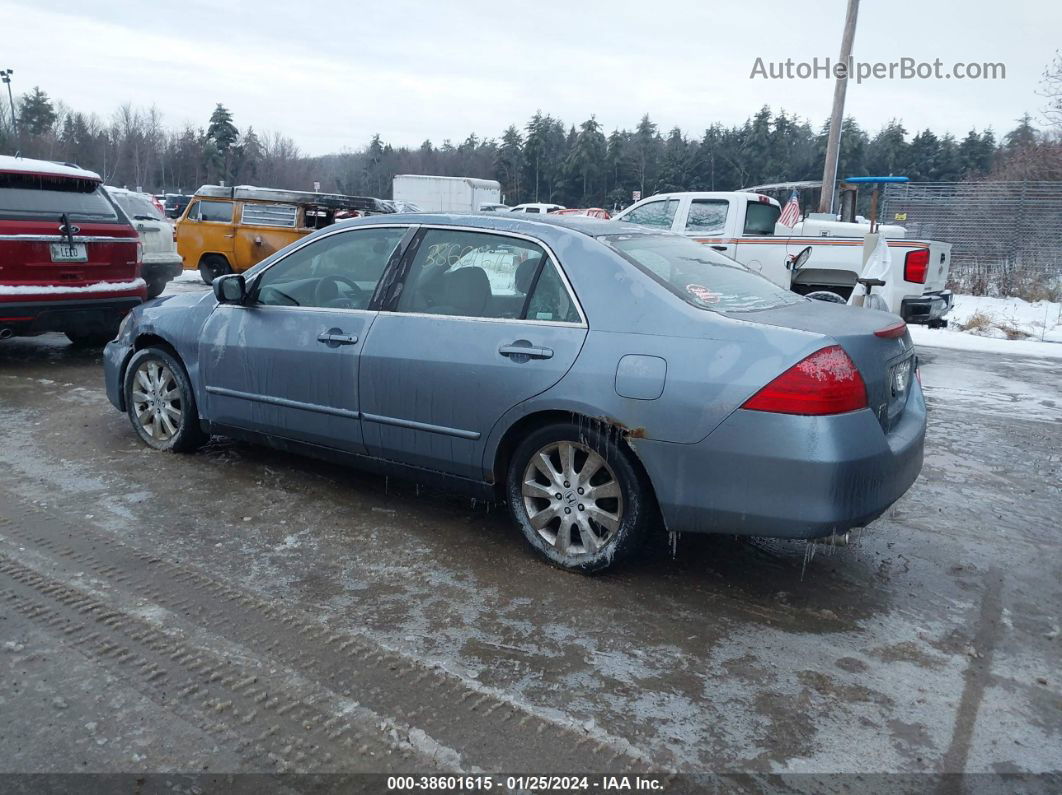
[495,125,523,202]
[958,129,997,176]
[866,121,909,176]
[235,126,263,183]
[907,129,941,181]
[633,114,660,194]
[1003,114,1038,152]
[565,116,607,204]
[205,104,239,183]
[19,86,56,136]
[206,104,239,151]
[658,127,689,193]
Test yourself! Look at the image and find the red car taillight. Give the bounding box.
[742,345,868,415]
[874,321,907,339]
[904,249,929,284]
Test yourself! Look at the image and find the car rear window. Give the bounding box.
[602,233,803,312]
[0,172,119,222]
[111,191,165,221]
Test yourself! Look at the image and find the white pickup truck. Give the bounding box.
[612,191,953,324]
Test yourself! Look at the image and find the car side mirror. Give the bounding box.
[791,246,813,271]
[213,273,246,304]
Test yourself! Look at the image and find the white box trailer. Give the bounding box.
[392,175,501,214]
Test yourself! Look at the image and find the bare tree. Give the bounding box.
[1038,50,1062,130]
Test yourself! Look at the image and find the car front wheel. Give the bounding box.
[124,347,206,453]
[506,422,654,573]
[199,255,232,285]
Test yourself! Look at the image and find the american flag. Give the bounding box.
[778,190,801,228]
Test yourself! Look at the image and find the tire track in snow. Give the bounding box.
[0,488,650,772]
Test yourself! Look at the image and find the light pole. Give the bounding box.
[818,0,859,215]
[0,69,18,149]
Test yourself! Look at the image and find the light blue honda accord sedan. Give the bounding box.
[103,214,925,573]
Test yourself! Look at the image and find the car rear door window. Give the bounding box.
[623,199,678,229]
[685,199,729,234]
[396,229,579,322]
[254,226,406,310]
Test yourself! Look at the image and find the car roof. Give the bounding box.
[0,155,102,181]
[333,211,654,240]
[104,186,152,198]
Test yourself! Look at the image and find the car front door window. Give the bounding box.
[254,226,406,310]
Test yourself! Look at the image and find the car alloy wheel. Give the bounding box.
[131,359,182,443]
[521,440,624,556]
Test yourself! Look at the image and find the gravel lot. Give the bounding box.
[0,284,1059,783]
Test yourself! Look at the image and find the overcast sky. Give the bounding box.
[2,0,1058,154]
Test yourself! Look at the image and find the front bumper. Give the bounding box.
[0,296,142,336]
[901,290,952,324]
[103,338,134,411]
[632,382,926,539]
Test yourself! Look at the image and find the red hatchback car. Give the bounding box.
[0,155,144,345]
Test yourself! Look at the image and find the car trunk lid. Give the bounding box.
[729,300,915,431]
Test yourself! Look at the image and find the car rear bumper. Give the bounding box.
[141,255,183,281]
[631,383,926,539]
[901,290,952,324]
[0,296,142,337]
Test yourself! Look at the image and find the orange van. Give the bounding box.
[176,185,394,283]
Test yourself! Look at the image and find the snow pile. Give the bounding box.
[911,294,1062,359]
[0,278,146,296]
[173,269,204,283]
[946,295,1062,342]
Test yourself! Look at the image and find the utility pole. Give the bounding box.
[0,69,18,150]
[818,0,859,214]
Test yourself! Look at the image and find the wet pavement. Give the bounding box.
[0,285,1059,778]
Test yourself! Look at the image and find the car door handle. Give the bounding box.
[499,344,553,360]
[317,329,358,346]
[710,245,728,251]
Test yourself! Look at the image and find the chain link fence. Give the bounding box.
[881,181,1062,297]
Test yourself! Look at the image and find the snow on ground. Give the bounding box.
[174,269,204,283]
[911,294,1062,360]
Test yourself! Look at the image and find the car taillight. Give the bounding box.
[874,321,907,338]
[904,249,929,283]
[742,345,868,415]
[136,241,144,265]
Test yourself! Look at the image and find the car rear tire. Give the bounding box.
[124,347,206,453]
[806,290,847,304]
[506,422,654,573]
[65,327,119,347]
[199,255,232,285]
[145,278,167,299]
